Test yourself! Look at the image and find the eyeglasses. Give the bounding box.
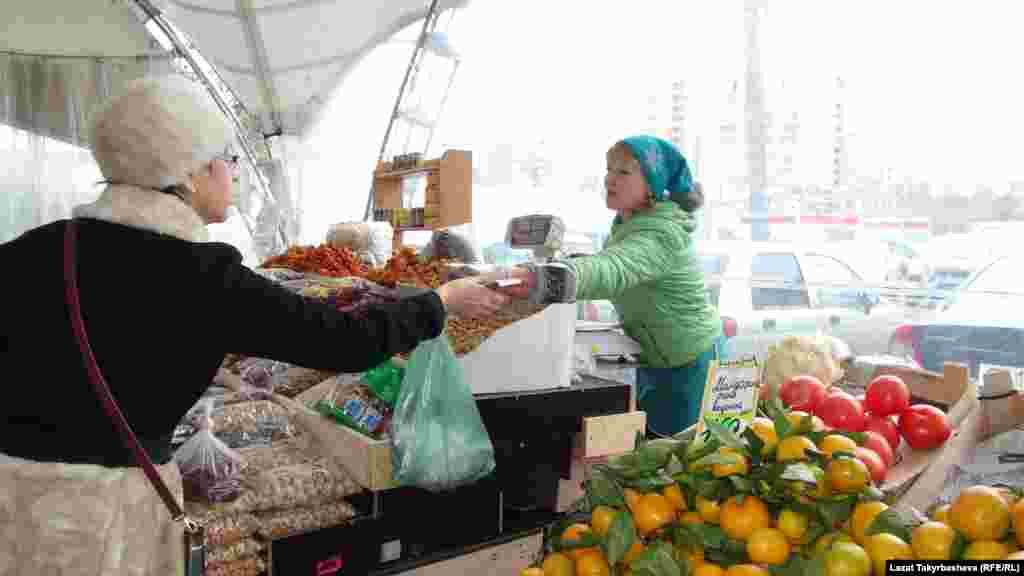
[216,153,240,166]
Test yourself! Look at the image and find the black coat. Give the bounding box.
[0,218,445,467]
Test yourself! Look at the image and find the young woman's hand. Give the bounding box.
[435,277,509,318]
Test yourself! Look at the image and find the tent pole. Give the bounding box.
[132,0,288,252]
[362,0,442,222]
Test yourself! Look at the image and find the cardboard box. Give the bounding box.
[460,303,577,396]
[391,530,542,576]
[556,411,647,511]
[882,363,977,510]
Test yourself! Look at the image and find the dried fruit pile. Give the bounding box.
[261,245,364,277]
[526,388,988,576]
[447,304,546,355]
[260,244,546,356]
[364,246,448,288]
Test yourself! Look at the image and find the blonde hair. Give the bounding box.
[90,75,233,192]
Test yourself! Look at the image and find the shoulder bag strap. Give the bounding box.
[63,219,192,526]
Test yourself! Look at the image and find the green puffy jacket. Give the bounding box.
[567,201,721,368]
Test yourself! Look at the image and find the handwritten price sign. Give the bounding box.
[696,356,760,439]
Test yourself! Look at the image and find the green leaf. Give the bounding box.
[692,524,730,549]
[704,419,748,451]
[781,463,819,484]
[769,553,827,576]
[817,496,858,531]
[729,475,754,493]
[951,530,969,560]
[630,542,681,576]
[693,453,741,468]
[743,427,766,467]
[586,474,626,508]
[625,474,676,492]
[861,485,886,502]
[666,454,686,476]
[606,510,638,566]
[865,508,914,544]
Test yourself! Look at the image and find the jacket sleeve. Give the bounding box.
[568,228,680,301]
[212,254,446,373]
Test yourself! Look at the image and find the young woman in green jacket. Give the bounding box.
[506,136,722,436]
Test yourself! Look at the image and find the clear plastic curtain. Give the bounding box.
[0,51,175,243]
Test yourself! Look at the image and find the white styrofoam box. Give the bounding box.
[459,303,577,395]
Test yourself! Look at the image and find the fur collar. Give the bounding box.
[73,185,209,243]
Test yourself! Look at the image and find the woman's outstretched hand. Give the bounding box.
[435,277,510,319]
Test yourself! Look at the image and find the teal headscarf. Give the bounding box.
[620,136,698,211]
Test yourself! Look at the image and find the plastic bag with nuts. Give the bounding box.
[206,555,266,576]
[206,538,264,565]
[225,462,362,514]
[256,500,358,539]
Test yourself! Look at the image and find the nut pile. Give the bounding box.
[206,538,265,565]
[446,303,548,356]
[225,462,361,515]
[256,500,358,539]
[211,401,297,442]
[183,507,259,548]
[205,555,266,576]
[235,438,316,471]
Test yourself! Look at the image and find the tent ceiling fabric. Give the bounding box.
[161,0,469,137]
[1,0,161,58]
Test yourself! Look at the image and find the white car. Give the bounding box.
[889,255,1024,377]
[700,241,907,360]
[578,241,905,361]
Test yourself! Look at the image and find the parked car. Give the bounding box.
[889,255,1024,377]
[578,241,905,361]
[699,241,904,360]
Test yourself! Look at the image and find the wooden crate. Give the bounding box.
[276,393,397,491]
[557,411,647,511]
[392,530,543,576]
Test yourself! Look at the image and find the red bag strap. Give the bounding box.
[63,220,187,522]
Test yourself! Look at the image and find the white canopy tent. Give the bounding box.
[1,0,467,259]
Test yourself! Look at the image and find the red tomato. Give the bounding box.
[898,404,952,450]
[865,375,911,417]
[855,446,888,484]
[862,430,895,467]
[815,391,867,432]
[779,375,828,413]
[865,414,901,453]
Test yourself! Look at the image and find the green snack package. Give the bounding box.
[362,360,405,407]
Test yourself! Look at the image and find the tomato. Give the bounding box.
[779,375,828,413]
[816,391,867,432]
[862,431,896,468]
[865,375,911,417]
[855,446,888,484]
[865,414,902,453]
[898,404,952,450]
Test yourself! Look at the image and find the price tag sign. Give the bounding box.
[696,356,760,439]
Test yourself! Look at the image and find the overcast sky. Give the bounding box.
[300,0,1024,245]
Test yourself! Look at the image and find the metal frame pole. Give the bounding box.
[362,0,442,222]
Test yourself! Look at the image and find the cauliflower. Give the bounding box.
[761,335,844,398]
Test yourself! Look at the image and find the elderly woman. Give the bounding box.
[0,75,506,575]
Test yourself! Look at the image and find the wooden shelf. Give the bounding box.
[372,149,473,250]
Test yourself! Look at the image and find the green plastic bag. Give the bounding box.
[362,359,405,407]
[391,333,495,492]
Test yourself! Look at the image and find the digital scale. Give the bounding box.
[501,214,639,358]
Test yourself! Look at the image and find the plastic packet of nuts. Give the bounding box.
[182,506,259,548]
[226,462,362,514]
[234,438,316,472]
[206,538,265,566]
[256,500,358,539]
[205,555,266,576]
[211,400,296,441]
